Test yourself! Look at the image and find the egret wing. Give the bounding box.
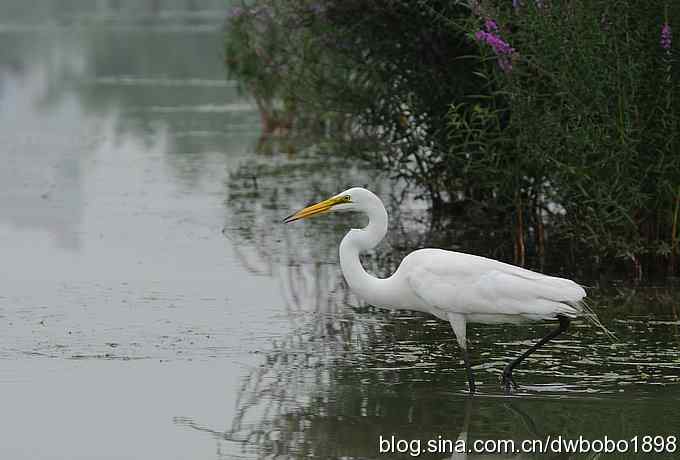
[404,250,584,320]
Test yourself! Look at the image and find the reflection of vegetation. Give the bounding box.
[224,1,680,279]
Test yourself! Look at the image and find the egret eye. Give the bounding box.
[344,195,351,201]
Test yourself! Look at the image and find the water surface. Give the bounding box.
[1,2,680,459]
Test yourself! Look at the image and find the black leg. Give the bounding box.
[502,315,570,393]
[462,348,476,393]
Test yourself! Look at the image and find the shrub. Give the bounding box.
[225,1,484,198]
[224,0,680,277]
[462,0,680,275]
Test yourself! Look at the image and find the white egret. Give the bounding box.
[284,187,609,393]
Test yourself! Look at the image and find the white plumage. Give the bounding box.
[284,187,608,392]
[403,249,585,321]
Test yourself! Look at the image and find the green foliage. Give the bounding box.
[224,2,298,131]
[462,0,680,274]
[224,0,680,276]
[225,5,280,102]
[225,0,484,188]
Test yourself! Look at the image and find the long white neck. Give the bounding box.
[338,197,395,308]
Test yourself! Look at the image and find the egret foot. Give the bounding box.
[501,315,571,393]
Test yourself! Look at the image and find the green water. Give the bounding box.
[1,2,679,459]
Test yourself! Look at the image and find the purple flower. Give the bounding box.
[484,19,498,33]
[661,23,672,51]
[498,56,513,72]
[475,26,516,73]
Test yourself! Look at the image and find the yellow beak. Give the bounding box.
[283,196,346,223]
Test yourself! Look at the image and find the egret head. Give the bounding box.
[283,187,375,223]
